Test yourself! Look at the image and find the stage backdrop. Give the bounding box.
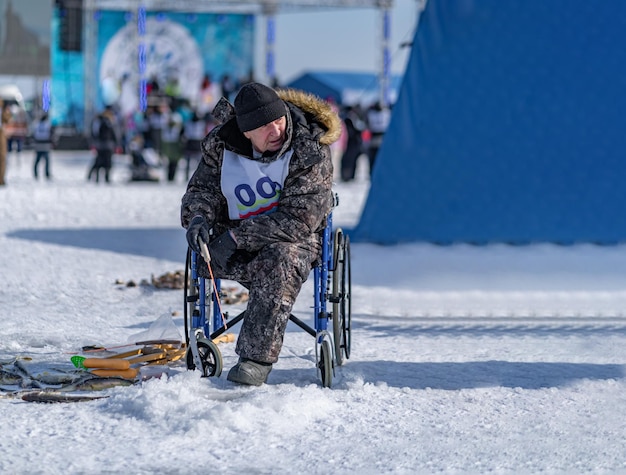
[51,9,254,128]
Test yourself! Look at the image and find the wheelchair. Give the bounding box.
[183,205,352,388]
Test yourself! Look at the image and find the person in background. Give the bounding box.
[181,111,208,181]
[0,100,9,186]
[147,104,165,158]
[147,75,160,96]
[128,135,160,182]
[340,104,365,182]
[32,113,54,180]
[161,110,184,182]
[365,101,391,177]
[324,96,343,179]
[164,76,181,103]
[197,73,220,120]
[6,103,27,167]
[88,107,120,183]
[181,83,341,386]
[220,74,237,102]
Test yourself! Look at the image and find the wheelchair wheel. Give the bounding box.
[186,338,223,377]
[318,339,333,388]
[332,229,352,365]
[183,248,193,347]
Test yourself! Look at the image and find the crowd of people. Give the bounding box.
[0,74,391,187]
[85,72,240,185]
[85,72,392,186]
[120,105,211,184]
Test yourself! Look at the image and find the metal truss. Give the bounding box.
[80,0,401,129]
[88,0,393,14]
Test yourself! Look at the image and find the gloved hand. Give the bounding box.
[186,216,210,254]
[208,231,237,269]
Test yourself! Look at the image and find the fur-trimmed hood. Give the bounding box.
[276,89,342,146]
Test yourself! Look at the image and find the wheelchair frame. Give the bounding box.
[183,211,351,388]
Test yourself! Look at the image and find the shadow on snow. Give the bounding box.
[336,360,625,390]
[353,314,626,337]
[7,227,187,263]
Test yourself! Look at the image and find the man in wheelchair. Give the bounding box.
[181,83,342,386]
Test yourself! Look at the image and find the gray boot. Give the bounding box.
[227,358,272,386]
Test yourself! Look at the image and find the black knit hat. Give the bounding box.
[234,83,287,132]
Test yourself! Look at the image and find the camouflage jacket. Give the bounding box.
[181,89,342,253]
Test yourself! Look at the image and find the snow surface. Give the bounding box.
[1,150,626,474]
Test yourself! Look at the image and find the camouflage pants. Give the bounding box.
[209,242,316,364]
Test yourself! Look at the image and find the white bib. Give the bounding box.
[221,149,293,220]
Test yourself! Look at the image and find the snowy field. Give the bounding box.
[1,149,626,474]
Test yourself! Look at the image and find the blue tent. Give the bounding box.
[351,0,626,245]
[285,71,402,106]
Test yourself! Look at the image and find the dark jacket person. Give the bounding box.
[181,83,342,386]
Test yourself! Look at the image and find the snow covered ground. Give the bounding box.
[1,149,626,474]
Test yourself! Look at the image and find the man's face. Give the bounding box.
[244,116,287,153]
